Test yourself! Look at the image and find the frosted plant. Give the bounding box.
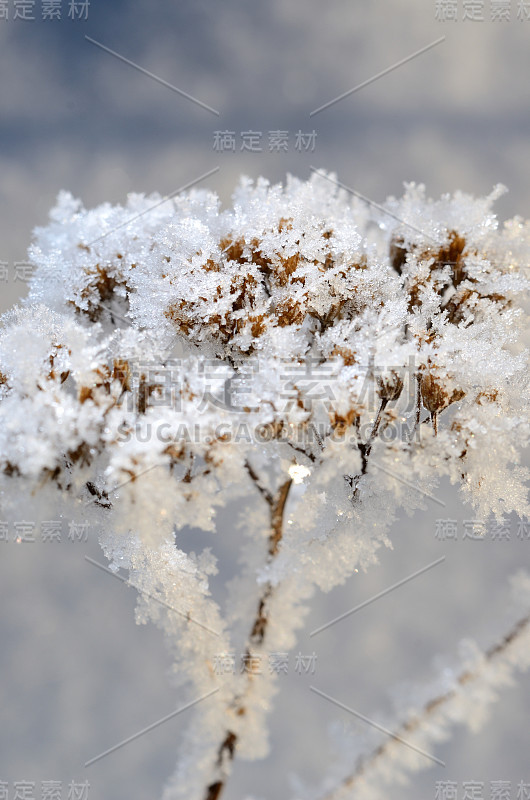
[0,171,529,799]
[310,570,530,800]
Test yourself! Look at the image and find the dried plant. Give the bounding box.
[0,173,529,799]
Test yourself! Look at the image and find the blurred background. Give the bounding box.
[1,1,529,799]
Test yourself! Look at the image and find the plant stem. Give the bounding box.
[317,611,530,800]
[201,468,293,800]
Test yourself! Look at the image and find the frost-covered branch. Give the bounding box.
[0,173,528,799]
[201,470,293,800]
[315,574,530,800]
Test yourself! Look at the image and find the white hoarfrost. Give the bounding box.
[0,172,529,799]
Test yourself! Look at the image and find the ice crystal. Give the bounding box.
[0,172,528,799]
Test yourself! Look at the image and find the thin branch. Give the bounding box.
[201,468,293,800]
[344,398,388,498]
[415,372,422,430]
[269,477,294,557]
[244,459,274,505]
[407,371,423,444]
[286,440,318,463]
[367,397,389,447]
[317,611,530,800]
[431,411,438,436]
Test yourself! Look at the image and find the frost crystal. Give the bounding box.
[0,172,529,799]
